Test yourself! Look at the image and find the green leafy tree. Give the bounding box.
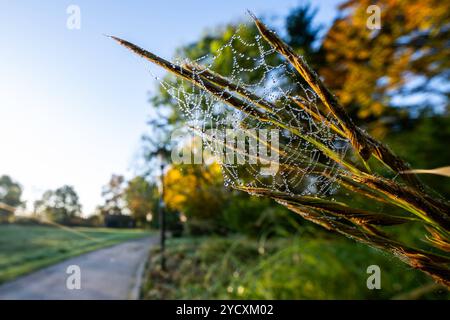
[285,3,323,68]
[98,174,127,216]
[34,185,82,224]
[125,176,158,227]
[0,175,23,221]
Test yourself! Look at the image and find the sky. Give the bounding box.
[0,0,342,216]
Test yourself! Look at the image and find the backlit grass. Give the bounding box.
[0,224,150,284]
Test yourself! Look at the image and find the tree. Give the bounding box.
[124,176,158,227]
[96,174,139,228]
[164,162,228,234]
[0,175,23,221]
[285,2,323,68]
[98,174,127,216]
[320,0,449,136]
[34,185,82,224]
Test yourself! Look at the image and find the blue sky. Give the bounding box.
[0,1,342,215]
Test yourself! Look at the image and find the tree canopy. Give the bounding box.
[0,175,23,221]
[321,0,449,136]
[34,185,82,224]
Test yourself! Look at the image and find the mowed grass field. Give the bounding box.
[0,224,150,284]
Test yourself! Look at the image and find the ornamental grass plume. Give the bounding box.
[110,13,450,287]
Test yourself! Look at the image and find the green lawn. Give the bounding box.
[0,224,151,284]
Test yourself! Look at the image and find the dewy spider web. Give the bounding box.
[110,14,450,288]
[156,23,350,198]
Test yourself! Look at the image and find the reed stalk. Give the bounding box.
[111,15,450,286]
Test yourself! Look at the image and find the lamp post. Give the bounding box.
[157,150,166,271]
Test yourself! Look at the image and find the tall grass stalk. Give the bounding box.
[111,15,450,286]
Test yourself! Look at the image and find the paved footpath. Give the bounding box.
[0,236,157,300]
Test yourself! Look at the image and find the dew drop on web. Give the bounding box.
[155,18,349,199]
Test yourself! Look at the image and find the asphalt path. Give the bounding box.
[0,236,157,300]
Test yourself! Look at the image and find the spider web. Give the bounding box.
[155,23,350,198]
